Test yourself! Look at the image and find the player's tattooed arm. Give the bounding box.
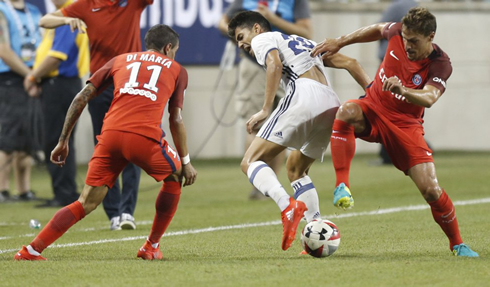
[59,84,97,142]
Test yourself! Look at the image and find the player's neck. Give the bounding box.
[422,44,434,59]
[148,49,163,55]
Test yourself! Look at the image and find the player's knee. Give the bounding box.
[240,158,250,175]
[336,102,361,123]
[421,186,442,202]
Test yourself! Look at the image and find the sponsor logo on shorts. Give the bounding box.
[274,131,283,139]
[426,151,432,156]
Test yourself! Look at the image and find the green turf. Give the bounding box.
[1,152,488,287]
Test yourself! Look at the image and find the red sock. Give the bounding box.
[330,120,356,187]
[30,201,86,253]
[428,190,463,250]
[148,181,181,244]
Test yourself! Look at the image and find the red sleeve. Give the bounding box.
[61,0,86,19]
[168,67,188,111]
[138,0,153,9]
[426,57,452,94]
[382,22,401,41]
[87,57,116,94]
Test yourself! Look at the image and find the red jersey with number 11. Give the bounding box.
[366,22,452,127]
[88,51,188,142]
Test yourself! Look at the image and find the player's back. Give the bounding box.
[100,51,186,142]
[251,32,328,87]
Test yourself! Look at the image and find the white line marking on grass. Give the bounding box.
[1,197,489,255]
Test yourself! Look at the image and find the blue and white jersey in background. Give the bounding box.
[251,31,328,87]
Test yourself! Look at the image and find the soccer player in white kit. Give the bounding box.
[228,11,371,251]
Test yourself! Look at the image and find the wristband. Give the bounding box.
[181,154,190,165]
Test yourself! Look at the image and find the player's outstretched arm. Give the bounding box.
[168,107,197,186]
[51,84,97,167]
[322,53,372,89]
[311,23,387,57]
[39,10,86,33]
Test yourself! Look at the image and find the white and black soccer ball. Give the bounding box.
[300,219,341,258]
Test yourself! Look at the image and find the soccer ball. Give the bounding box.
[300,219,341,258]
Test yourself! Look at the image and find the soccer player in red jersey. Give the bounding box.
[14,24,197,261]
[38,0,153,229]
[311,7,478,257]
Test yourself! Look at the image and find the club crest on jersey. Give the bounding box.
[412,74,422,85]
[119,0,128,7]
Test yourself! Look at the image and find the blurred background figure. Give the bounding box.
[218,0,312,200]
[38,0,153,229]
[0,0,42,203]
[373,0,418,166]
[24,0,89,208]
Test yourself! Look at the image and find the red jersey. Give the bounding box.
[366,22,452,126]
[88,51,188,142]
[61,0,153,73]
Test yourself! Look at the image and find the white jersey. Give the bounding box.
[251,31,328,87]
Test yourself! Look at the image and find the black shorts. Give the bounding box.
[0,73,43,153]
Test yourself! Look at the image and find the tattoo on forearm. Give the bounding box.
[59,84,96,141]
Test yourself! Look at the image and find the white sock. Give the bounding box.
[291,176,320,222]
[27,245,41,256]
[247,161,290,211]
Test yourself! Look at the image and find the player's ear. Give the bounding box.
[163,43,172,56]
[428,31,435,42]
[253,23,260,33]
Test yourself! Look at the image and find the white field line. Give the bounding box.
[1,197,489,255]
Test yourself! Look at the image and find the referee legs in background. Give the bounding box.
[36,77,81,207]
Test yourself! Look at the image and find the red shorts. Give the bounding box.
[85,130,181,188]
[349,99,433,174]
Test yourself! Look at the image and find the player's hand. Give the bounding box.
[51,141,69,167]
[64,17,87,33]
[181,163,197,187]
[246,110,269,134]
[382,76,404,95]
[311,38,341,58]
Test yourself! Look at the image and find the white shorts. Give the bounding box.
[257,78,340,160]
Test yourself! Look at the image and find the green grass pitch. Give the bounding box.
[1,152,488,286]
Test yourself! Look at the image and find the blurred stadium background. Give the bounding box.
[28,0,490,162]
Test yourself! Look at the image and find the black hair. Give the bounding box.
[144,24,179,51]
[227,11,272,40]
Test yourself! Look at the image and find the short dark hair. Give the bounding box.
[144,24,179,51]
[402,7,437,36]
[227,11,272,40]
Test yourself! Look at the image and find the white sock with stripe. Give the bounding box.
[247,161,290,211]
[292,175,320,222]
